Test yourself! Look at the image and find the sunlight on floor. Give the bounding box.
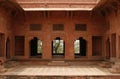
[2,66,112,76]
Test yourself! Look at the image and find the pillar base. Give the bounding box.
[110,61,120,73]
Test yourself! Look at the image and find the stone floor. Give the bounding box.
[0,61,120,79]
[0,65,119,76]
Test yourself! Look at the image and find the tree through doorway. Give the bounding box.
[52,37,65,58]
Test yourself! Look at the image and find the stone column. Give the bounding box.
[24,36,30,59]
[109,35,112,59]
[102,36,107,59]
[42,38,52,60]
[116,34,120,59]
[87,36,92,60]
[42,23,52,60]
[65,38,74,60]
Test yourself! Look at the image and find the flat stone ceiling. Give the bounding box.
[16,0,100,11]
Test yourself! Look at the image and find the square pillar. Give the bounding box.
[116,34,120,59]
[42,38,52,60]
[102,36,107,59]
[65,39,74,60]
[87,36,92,60]
[42,23,51,60]
[24,36,30,59]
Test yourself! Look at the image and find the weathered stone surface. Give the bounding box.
[0,76,5,79]
[99,61,112,68]
[4,61,20,68]
[110,62,120,73]
[48,61,69,66]
[0,66,7,73]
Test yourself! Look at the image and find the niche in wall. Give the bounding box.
[53,24,64,31]
[6,38,10,59]
[106,38,110,59]
[111,33,116,57]
[0,33,5,57]
[15,36,24,56]
[92,36,102,56]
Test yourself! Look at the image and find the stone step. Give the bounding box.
[0,76,120,79]
[51,60,65,63]
[48,61,69,66]
[4,61,20,68]
[99,61,113,68]
[110,62,120,73]
[0,66,7,73]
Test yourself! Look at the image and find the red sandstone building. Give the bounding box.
[0,0,120,62]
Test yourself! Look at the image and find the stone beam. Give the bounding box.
[16,0,100,11]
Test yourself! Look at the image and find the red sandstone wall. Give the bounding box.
[0,0,120,61]
[0,7,13,60]
[13,11,106,35]
[0,8,11,33]
[11,11,107,60]
[105,7,120,60]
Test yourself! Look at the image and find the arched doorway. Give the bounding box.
[30,37,42,57]
[106,38,110,59]
[74,37,87,58]
[52,37,65,58]
[6,38,10,59]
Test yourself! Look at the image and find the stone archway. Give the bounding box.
[52,37,65,58]
[30,37,42,57]
[6,38,10,59]
[74,37,87,58]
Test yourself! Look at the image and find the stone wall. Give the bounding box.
[11,10,107,60]
[105,6,120,60]
[0,7,13,60]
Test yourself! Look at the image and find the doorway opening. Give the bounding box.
[106,38,110,59]
[111,33,116,57]
[0,33,5,57]
[74,37,87,58]
[6,38,10,59]
[30,37,42,58]
[52,37,65,58]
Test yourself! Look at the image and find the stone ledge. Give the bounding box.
[110,62,120,73]
[0,76,120,79]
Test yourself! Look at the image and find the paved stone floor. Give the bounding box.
[0,65,120,76]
